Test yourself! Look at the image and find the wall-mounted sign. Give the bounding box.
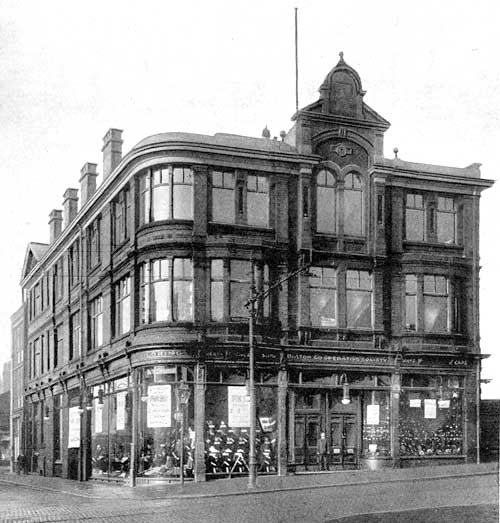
[366,404,380,425]
[68,406,81,448]
[147,385,172,428]
[228,386,250,427]
[424,399,437,419]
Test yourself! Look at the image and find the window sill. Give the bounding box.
[137,220,193,232]
[403,240,462,250]
[208,222,274,233]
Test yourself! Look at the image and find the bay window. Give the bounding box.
[210,260,224,321]
[437,197,456,244]
[405,275,417,331]
[115,275,131,335]
[316,170,336,234]
[229,260,252,318]
[211,170,235,223]
[423,275,449,333]
[139,166,193,224]
[140,258,193,324]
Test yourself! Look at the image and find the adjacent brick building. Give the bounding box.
[17,54,493,483]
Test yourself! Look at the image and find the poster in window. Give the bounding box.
[68,406,81,448]
[228,386,250,427]
[409,398,421,408]
[147,384,171,428]
[438,399,450,409]
[116,391,127,430]
[366,404,380,425]
[94,400,103,433]
[424,399,437,419]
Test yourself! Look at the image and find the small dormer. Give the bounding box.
[319,52,365,118]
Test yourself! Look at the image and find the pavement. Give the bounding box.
[0,463,497,522]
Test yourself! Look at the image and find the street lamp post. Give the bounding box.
[177,381,191,488]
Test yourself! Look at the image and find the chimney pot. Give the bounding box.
[79,162,98,206]
[63,188,79,228]
[102,128,123,180]
[49,210,63,243]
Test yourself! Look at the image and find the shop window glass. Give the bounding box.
[437,197,456,244]
[137,367,194,479]
[212,170,235,223]
[309,267,337,327]
[362,391,390,457]
[343,173,363,236]
[405,274,417,331]
[115,275,131,335]
[229,260,252,318]
[423,275,448,332]
[205,384,277,476]
[316,170,336,234]
[399,389,463,456]
[247,175,269,227]
[211,259,224,321]
[405,194,424,241]
[346,270,372,328]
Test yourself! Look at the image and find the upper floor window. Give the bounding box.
[53,259,63,302]
[310,267,337,327]
[423,275,449,333]
[139,258,193,324]
[211,171,270,227]
[212,171,235,224]
[90,296,104,349]
[112,187,130,247]
[139,166,193,225]
[316,170,336,234]
[346,269,372,328]
[405,194,425,241]
[343,173,363,236]
[404,274,418,331]
[34,282,41,317]
[115,275,131,336]
[437,197,456,244]
[246,175,269,227]
[210,259,270,322]
[88,218,101,269]
[69,312,80,361]
[69,240,80,287]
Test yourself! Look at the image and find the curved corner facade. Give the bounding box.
[17,56,493,484]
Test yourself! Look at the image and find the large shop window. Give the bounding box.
[115,275,131,336]
[91,377,132,479]
[205,378,277,476]
[423,275,449,333]
[137,366,194,479]
[90,296,104,349]
[343,173,363,236]
[140,258,193,324]
[361,391,390,458]
[310,267,337,327]
[346,270,372,329]
[400,376,463,457]
[139,166,193,224]
[316,170,336,234]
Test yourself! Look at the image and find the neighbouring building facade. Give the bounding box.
[10,306,25,471]
[17,55,493,484]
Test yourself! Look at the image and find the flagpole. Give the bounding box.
[295,7,299,112]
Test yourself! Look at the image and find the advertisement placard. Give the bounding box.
[68,406,81,448]
[116,391,127,430]
[147,384,172,428]
[366,404,380,425]
[228,386,250,427]
[424,399,437,419]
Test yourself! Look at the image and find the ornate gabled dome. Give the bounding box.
[319,52,366,118]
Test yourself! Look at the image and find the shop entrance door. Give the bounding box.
[294,413,321,470]
[330,414,358,468]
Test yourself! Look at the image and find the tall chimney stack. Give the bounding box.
[63,188,78,228]
[49,210,63,243]
[102,128,123,180]
[79,162,98,206]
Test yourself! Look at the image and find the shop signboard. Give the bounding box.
[366,404,380,425]
[68,406,81,448]
[116,391,127,430]
[147,384,172,428]
[424,399,437,419]
[228,386,250,427]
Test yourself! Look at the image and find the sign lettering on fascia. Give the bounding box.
[287,353,390,365]
[135,349,191,361]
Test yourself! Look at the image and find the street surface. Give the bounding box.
[0,464,497,522]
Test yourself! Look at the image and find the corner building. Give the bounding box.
[20,55,493,483]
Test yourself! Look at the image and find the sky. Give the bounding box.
[0,0,499,396]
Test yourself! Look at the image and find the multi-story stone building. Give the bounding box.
[18,55,493,483]
[10,306,24,471]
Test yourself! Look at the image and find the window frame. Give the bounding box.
[345,269,373,329]
[90,296,104,350]
[343,173,364,237]
[115,275,131,336]
[309,266,337,327]
[316,170,337,234]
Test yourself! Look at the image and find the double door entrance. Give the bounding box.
[292,390,360,470]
